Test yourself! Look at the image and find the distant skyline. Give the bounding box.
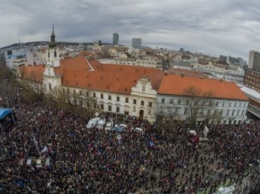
[1,0,260,60]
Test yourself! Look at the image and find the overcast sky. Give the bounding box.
[1,0,260,60]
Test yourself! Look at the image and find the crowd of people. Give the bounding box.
[0,99,259,193]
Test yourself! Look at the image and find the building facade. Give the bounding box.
[248,50,260,71]
[244,68,260,93]
[113,33,119,45]
[132,38,142,49]
[16,29,248,124]
[19,54,249,124]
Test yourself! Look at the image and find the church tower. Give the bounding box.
[49,24,57,48]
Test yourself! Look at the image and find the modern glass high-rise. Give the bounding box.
[132,38,142,49]
[248,50,260,71]
[113,33,119,45]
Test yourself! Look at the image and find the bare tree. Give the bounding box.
[154,100,180,130]
[17,68,43,103]
[183,86,218,129]
[52,88,99,116]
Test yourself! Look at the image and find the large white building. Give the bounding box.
[98,57,162,69]
[19,52,249,124]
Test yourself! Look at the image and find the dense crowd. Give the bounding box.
[0,100,259,193]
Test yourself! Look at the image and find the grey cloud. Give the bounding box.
[1,0,260,60]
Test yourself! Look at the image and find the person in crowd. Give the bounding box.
[0,99,259,193]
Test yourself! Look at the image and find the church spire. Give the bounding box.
[52,24,55,35]
[49,24,57,48]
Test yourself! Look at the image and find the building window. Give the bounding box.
[222,102,225,107]
[133,99,136,104]
[184,108,188,115]
[101,104,104,110]
[116,107,120,113]
[186,100,189,105]
[108,105,112,111]
[67,88,69,93]
[149,102,152,107]
[226,110,230,116]
[125,97,129,103]
[170,99,174,104]
[108,95,111,100]
[54,50,57,57]
[216,102,219,106]
[142,84,146,92]
[48,83,52,90]
[234,103,236,107]
[237,110,240,116]
[86,91,89,96]
[48,52,50,58]
[178,99,181,105]
[161,98,165,104]
[141,101,144,106]
[79,91,82,95]
[93,93,96,97]
[232,109,235,116]
[101,94,103,99]
[242,110,245,116]
[117,96,120,101]
[73,90,76,94]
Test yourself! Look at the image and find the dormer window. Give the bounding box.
[142,84,146,92]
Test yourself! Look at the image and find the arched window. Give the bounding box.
[54,50,57,57]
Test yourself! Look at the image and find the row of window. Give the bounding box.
[64,88,153,107]
[160,98,247,108]
[72,98,153,115]
[159,106,246,117]
[47,50,58,58]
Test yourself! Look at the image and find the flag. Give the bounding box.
[204,125,209,137]
[204,125,209,132]
[40,145,48,153]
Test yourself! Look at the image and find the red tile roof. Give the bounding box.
[19,64,45,83]
[55,55,91,75]
[19,58,248,101]
[61,63,164,94]
[158,74,248,100]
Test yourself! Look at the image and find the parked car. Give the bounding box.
[86,117,100,129]
[112,126,124,132]
[36,158,42,168]
[105,120,114,130]
[134,127,143,133]
[112,124,127,132]
[97,118,106,129]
